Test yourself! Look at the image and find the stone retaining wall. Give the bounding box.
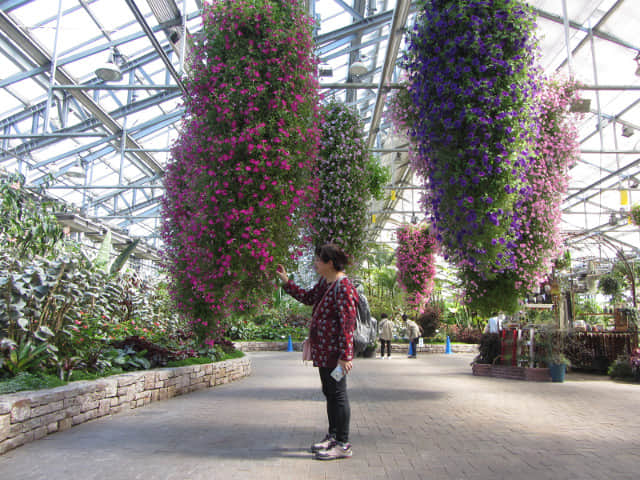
[235,341,478,355]
[0,357,251,455]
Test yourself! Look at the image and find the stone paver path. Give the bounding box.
[1,351,638,480]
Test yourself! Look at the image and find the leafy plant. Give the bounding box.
[475,333,501,365]
[0,172,65,260]
[103,346,151,371]
[1,337,57,377]
[416,305,441,337]
[598,274,622,299]
[535,327,569,367]
[608,355,633,379]
[0,371,65,394]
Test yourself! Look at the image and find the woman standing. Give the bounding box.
[275,243,359,461]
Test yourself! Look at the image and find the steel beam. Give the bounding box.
[0,10,164,175]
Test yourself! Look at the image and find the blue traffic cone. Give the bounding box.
[287,334,294,352]
[445,336,452,354]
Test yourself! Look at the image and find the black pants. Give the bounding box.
[409,338,418,357]
[318,367,350,443]
[380,340,391,357]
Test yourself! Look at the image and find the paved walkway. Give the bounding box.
[1,352,638,480]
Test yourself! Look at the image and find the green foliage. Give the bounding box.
[598,274,622,298]
[1,336,57,377]
[475,333,501,364]
[0,172,64,260]
[109,239,140,276]
[416,306,440,337]
[103,346,151,371]
[165,349,244,367]
[462,271,522,316]
[166,356,217,367]
[608,355,633,378]
[554,250,571,270]
[365,155,391,202]
[94,230,112,273]
[226,315,307,341]
[535,327,569,367]
[0,372,65,394]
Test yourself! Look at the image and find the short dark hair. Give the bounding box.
[401,314,408,321]
[380,313,388,319]
[315,243,350,271]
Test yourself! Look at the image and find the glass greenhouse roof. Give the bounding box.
[0,0,639,265]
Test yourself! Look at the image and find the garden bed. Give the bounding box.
[472,363,550,381]
[0,357,251,455]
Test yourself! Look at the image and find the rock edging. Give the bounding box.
[0,357,251,455]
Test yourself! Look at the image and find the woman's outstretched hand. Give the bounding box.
[275,264,289,284]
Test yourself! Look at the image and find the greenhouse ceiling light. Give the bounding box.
[622,125,634,137]
[635,51,640,77]
[349,59,368,77]
[64,161,85,179]
[95,51,123,82]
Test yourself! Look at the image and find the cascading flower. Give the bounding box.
[311,100,389,265]
[161,0,320,341]
[462,76,582,311]
[397,2,582,315]
[395,224,438,312]
[405,0,540,284]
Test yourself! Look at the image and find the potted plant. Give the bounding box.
[536,327,570,382]
[547,352,571,383]
[361,341,377,358]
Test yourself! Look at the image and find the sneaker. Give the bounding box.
[387,355,391,359]
[310,434,335,453]
[315,441,352,460]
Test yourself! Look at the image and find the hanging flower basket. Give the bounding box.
[631,204,640,226]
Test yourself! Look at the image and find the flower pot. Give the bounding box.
[549,363,566,383]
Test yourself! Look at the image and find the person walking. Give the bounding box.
[378,313,393,359]
[403,314,421,358]
[275,243,359,460]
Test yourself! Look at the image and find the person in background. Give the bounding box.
[275,243,358,461]
[484,312,503,334]
[378,313,393,359]
[403,314,421,358]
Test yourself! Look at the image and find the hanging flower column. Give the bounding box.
[312,100,389,265]
[396,224,438,312]
[405,0,540,278]
[161,0,320,341]
[404,0,544,314]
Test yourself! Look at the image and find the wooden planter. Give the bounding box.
[472,363,551,382]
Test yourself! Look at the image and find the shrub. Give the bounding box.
[416,305,440,337]
[608,355,633,379]
[475,333,501,364]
